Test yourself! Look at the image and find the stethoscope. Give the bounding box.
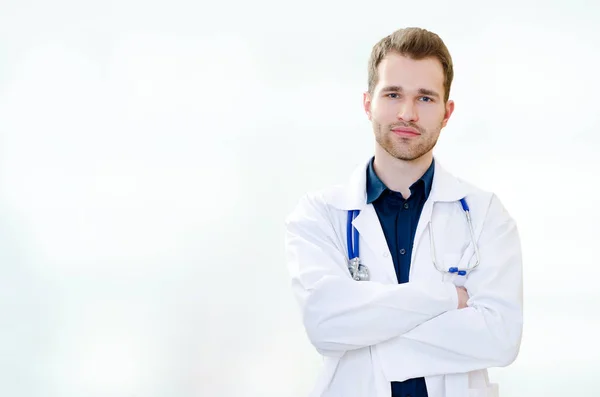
[347,198,481,281]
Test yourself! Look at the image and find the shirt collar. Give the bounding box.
[366,156,435,204]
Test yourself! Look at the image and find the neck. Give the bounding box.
[373,144,433,198]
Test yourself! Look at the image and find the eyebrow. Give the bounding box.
[380,85,441,99]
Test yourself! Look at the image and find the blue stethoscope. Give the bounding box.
[347,198,481,281]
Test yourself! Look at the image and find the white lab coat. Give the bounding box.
[284,158,523,397]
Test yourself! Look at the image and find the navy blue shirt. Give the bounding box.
[366,156,435,397]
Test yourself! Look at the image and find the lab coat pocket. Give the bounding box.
[468,383,499,397]
[468,370,499,397]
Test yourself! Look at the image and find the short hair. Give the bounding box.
[368,27,454,102]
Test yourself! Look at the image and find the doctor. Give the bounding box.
[284,27,523,397]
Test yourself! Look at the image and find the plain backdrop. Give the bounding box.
[0,1,599,396]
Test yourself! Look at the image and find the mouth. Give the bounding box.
[391,127,420,138]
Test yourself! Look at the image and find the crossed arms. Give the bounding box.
[284,193,523,379]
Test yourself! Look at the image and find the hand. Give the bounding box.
[456,286,469,309]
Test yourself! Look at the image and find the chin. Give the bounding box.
[390,146,431,162]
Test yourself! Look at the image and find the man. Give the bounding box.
[284,27,523,397]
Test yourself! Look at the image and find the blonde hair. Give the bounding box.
[368,27,454,102]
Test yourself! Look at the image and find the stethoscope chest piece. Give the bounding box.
[348,257,370,281]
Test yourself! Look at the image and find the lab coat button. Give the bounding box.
[383,252,389,257]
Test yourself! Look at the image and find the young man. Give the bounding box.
[284,27,523,397]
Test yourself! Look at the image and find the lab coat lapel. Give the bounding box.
[326,158,397,284]
[411,197,435,266]
[352,205,398,284]
[411,160,473,268]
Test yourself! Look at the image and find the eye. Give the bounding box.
[386,93,400,99]
[419,96,433,102]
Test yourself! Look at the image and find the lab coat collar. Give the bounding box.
[327,156,474,210]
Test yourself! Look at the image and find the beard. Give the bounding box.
[373,120,442,161]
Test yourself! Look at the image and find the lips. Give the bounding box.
[392,127,419,134]
[391,127,420,137]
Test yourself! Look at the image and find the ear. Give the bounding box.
[441,99,455,128]
[363,91,372,121]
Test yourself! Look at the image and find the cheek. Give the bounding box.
[371,102,395,120]
[420,105,446,122]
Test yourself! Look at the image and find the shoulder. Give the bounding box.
[285,184,344,226]
[454,176,516,229]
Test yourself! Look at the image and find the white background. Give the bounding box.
[0,1,599,396]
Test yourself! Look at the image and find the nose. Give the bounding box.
[397,101,418,122]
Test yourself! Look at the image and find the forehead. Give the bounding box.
[375,52,445,93]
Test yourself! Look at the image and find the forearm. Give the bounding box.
[377,304,523,380]
[295,275,458,355]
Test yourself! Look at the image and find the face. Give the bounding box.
[363,52,454,161]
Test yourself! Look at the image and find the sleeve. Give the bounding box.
[377,194,524,380]
[285,193,459,358]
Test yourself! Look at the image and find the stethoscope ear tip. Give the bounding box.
[448,267,467,276]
